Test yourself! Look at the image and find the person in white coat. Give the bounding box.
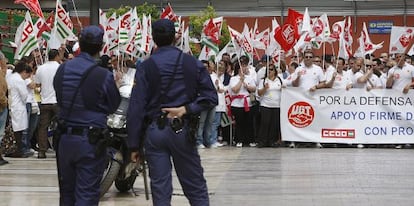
[5,62,33,158]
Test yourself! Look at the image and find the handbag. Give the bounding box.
[0,117,17,155]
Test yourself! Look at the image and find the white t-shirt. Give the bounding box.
[229,75,256,108]
[256,66,266,85]
[332,71,352,89]
[258,77,284,108]
[292,64,326,90]
[387,63,414,91]
[324,65,336,82]
[210,73,227,112]
[25,78,36,104]
[350,71,365,88]
[34,61,60,104]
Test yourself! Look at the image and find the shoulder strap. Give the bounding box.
[146,51,183,104]
[59,63,98,116]
[161,51,182,103]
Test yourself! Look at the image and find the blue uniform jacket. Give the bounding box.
[54,52,121,128]
[127,46,218,151]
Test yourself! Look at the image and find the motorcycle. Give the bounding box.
[99,68,149,199]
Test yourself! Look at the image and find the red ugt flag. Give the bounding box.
[274,8,303,52]
[14,0,44,19]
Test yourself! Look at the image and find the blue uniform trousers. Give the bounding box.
[145,122,209,206]
[57,133,106,206]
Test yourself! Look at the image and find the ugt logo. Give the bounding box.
[288,101,314,128]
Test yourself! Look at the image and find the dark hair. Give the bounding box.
[79,40,102,56]
[262,64,282,87]
[48,49,60,60]
[13,62,33,74]
[303,50,314,57]
[152,31,175,47]
[98,55,111,68]
[239,55,249,65]
[324,55,333,64]
[233,62,241,76]
[279,61,286,72]
[290,62,299,69]
[20,55,34,64]
[372,58,382,66]
[337,57,345,66]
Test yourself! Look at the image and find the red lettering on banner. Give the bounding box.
[321,129,355,139]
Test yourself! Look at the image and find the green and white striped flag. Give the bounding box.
[54,0,75,43]
[14,11,38,60]
[118,9,133,45]
[201,38,219,54]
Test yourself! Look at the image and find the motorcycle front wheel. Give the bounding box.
[100,152,122,198]
[115,173,138,192]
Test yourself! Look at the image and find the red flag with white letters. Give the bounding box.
[274,8,303,52]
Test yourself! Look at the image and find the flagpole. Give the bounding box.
[71,0,83,29]
[180,22,185,51]
[322,41,326,70]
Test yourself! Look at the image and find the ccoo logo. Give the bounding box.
[288,101,314,128]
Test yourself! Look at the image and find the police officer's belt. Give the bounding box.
[61,126,92,136]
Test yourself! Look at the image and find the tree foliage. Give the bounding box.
[106,3,159,20]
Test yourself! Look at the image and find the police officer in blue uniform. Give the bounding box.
[127,19,218,206]
[53,25,121,206]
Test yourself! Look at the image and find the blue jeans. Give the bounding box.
[196,108,215,147]
[0,107,8,146]
[22,103,39,153]
[209,112,222,145]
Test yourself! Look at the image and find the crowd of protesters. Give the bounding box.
[196,50,414,150]
[1,38,413,166]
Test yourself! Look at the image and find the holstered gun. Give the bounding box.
[186,114,200,146]
[88,128,112,157]
[52,118,66,151]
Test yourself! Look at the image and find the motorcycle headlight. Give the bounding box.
[107,114,126,129]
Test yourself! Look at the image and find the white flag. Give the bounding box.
[407,43,414,56]
[141,14,153,54]
[389,26,414,54]
[354,22,383,57]
[53,0,75,44]
[216,41,236,63]
[118,9,133,45]
[14,11,38,60]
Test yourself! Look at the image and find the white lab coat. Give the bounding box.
[7,72,28,132]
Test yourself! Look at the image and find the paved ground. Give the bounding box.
[1,147,414,206]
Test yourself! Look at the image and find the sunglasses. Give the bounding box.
[292,56,298,58]
[313,60,321,62]
[366,65,372,67]
[268,69,275,71]
[304,56,313,59]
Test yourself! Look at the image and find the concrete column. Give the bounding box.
[90,0,99,25]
